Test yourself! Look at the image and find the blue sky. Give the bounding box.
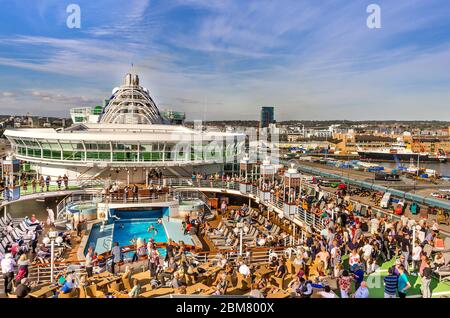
[0,0,449,120]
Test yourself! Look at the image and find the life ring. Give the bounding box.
[268,251,278,260]
[284,247,297,258]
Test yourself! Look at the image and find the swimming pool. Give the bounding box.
[113,219,167,247]
[110,207,169,220]
[67,202,97,221]
[84,220,168,258]
[84,208,195,257]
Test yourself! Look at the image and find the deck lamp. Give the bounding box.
[236,222,245,256]
[43,231,63,283]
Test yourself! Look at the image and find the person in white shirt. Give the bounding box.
[110,242,121,274]
[85,247,94,277]
[362,241,374,262]
[431,221,439,232]
[353,281,369,298]
[218,254,227,268]
[411,241,422,275]
[46,207,55,226]
[293,254,304,267]
[319,285,338,298]
[370,217,380,235]
[257,236,266,246]
[249,284,264,298]
[348,249,360,270]
[238,262,251,277]
[1,253,16,294]
[366,258,379,275]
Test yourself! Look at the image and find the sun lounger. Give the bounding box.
[0,218,8,227]
[84,284,105,298]
[5,234,15,244]
[140,287,174,298]
[434,252,450,282]
[19,222,34,233]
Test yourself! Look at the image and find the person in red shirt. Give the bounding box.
[395,204,403,215]
[186,222,192,234]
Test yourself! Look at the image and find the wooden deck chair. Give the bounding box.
[84,284,105,298]
[286,260,295,275]
[185,274,196,286]
[270,274,286,290]
[121,274,132,292]
[78,287,87,298]
[58,291,76,298]
[236,272,251,290]
[107,281,122,294]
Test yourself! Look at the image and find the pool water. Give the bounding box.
[84,209,192,258]
[67,203,97,215]
[112,219,167,247]
[111,207,168,220]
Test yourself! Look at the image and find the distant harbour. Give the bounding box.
[377,161,450,177]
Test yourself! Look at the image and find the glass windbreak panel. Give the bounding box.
[29,149,41,158]
[174,144,190,161]
[112,143,125,150]
[225,143,234,156]
[205,143,223,160]
[152,152,162,161]
[21,139,39,148]
[43,149,52,159]
[16,139,27,146]
[140,144,153,152]
[51,151,61,159]
[18,147,27,156]
[97,143,111,151]
[123,144,138,151]
[98,152,111,160]
[164,145,172,161]
[112,152,125,161]
[92,106,103,115]
[63,151,83,160]
[40,142,51,150]
[84,143,98,151]
[191,145,203,160]
[127,152,138,161]
[112,152,137,161]
[60,142,75,151]
[48,141,60,150]
[86,152,99,159]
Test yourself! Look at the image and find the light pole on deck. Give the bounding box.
[237,222,244,255]
[42,231,63,283]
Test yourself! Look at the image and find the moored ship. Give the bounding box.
[357,142,447,163]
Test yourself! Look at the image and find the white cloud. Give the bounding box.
[1,91,16,97]
[0,0,449,120]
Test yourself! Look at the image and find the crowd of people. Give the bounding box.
[0,211,73,297]
[1,174,70,201]
[1,168,450,298]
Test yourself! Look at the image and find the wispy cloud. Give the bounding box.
[0,0,449,120]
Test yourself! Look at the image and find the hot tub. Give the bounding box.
[66,202,98,221]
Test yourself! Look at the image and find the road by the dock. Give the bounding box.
[296,160,450,201]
